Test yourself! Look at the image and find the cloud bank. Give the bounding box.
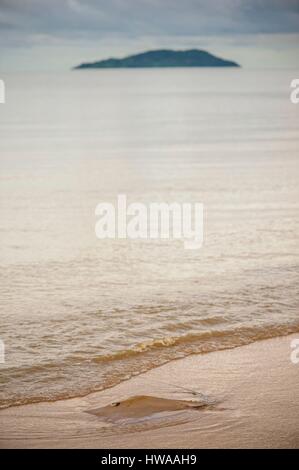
[0,0,298,70]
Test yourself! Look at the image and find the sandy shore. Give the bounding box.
[1,333,299,449]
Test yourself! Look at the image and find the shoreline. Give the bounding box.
[1,333,299,448]
[2,324,298,412]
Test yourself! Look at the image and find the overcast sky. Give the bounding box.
[0,0,299,71]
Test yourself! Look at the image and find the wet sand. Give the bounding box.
[1,333,299,448]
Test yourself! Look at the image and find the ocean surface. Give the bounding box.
[0,68,298,408]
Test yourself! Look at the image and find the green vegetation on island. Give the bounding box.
[74,49,240,69]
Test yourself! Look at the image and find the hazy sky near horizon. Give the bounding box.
[0,0,299,71]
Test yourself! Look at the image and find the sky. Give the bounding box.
[0,0,299,71]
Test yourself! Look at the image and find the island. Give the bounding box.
[74,49,240,69]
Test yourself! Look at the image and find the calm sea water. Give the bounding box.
[0,69,299,408]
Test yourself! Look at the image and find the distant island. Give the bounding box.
[74,49,240,69]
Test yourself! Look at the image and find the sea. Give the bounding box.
[0,68,298,408]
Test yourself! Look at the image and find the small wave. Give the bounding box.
[90,321,299,363]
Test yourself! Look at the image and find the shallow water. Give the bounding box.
[0,68,299,408]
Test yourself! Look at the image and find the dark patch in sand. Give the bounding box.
[86,395,218,430]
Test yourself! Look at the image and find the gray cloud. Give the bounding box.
[0,0,299,70]
[1,0,299,37]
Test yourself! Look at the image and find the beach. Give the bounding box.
[1,0,299,456]
[1,333,298,449]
